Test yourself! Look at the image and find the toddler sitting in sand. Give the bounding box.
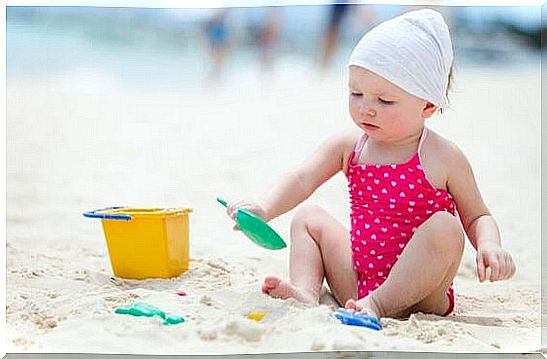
[225,9,515,322]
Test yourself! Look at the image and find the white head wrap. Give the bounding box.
[348,9,453,110]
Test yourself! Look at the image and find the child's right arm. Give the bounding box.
[226,131,356,223]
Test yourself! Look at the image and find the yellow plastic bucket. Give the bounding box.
[84,207,192,279]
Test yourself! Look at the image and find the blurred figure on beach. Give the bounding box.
[258,8,282,74]
[319,2,350,69]
[204,9,230,81]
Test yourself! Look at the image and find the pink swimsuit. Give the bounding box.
[346,128,456,315]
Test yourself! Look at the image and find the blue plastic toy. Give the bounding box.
[334,308,382,331]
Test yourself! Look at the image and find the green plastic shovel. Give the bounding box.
[217,197,287,250]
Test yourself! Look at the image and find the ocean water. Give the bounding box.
[7,12,212,89]
[7,6,328,89]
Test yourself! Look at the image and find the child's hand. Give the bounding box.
[226,201,268,231]
[476,242,516,282]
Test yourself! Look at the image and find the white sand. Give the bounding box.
[6,63,541,354]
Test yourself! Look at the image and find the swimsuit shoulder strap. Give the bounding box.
[349,132,368,165]
[417,126,428,155]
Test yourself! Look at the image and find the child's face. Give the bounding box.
[348,66,436,142]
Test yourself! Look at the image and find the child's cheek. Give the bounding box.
[383,108,401,123]
[349,102,359,120]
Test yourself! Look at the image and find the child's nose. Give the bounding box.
[360,103,376,117]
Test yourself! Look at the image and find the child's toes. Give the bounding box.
[345,298,357,310]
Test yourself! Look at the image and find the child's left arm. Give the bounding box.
[445,144,516,283]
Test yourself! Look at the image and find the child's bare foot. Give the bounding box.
[345,295,381,319]
[261,276,318,305]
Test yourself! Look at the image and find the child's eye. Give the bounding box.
[351,92,362,97]
[378,98,395,105]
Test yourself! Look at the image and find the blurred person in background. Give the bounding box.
[319,1,350,69]
[258,7,282,74]
[204,9,230,81]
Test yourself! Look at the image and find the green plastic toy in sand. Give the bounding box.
[115,302,185,325]
[217,197,287,250]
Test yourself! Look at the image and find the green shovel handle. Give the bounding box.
[217,197,228,208]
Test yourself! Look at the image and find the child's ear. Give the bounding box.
[422,102,438,119]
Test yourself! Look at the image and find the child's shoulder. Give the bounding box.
[323,129,362,173]
[424,129,469,168]
[324,128,363,162]
[326,128,362,149]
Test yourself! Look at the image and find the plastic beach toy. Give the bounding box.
[83,206,192,279]
[334,308,382,331]
[217,197,286,250]
[115,302,166,318]
[115,302,185,326]
[247,311,267,321]
[163,315,185,325]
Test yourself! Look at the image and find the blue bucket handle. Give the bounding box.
[83,207,131,221]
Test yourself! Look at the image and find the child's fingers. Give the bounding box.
[344,298,357,310]
[226,201,243,219]
[509,254,516,279]
[476,253,486,282]
[227,201,260,220]
[488,257,500,281]
[497,258,506,280]
[479,250,517,282]
[503,254,516,280]
[226,204,234,218]
[500,256,511,280]
[497,261,507,281]
[232,224,240,231]
[228,202,252,220]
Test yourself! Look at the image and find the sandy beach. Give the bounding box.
[6,61,541,354]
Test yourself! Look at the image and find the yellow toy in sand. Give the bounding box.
[83,207,192,279]
[246,311,267,321]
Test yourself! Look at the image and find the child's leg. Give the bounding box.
[346,211,464,318]
[262,205,357,305]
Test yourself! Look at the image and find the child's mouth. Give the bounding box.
[362,122,379,130]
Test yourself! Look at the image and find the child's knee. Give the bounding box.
[422,211,464,254]
[291,204,326,236]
